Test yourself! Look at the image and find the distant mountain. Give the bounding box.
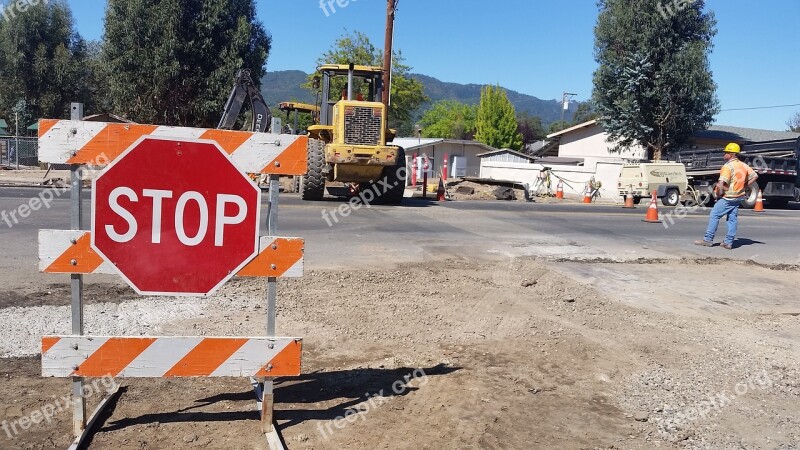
[410,74,577,125]
[261,70,578,126]
[261,70,314,105]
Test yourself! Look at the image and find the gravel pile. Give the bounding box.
[616,316,800,449]
[0,297,205,357]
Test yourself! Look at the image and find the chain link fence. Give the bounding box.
[0,137,39,168]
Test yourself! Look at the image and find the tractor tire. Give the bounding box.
[301,139,326,201]
[381,147,407,205]
[364,147,407,205]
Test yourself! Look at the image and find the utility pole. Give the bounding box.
[382,0,399,109]
[14,109,19,169]
[560,92,577,124]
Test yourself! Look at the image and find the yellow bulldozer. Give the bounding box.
[302,64,406,204]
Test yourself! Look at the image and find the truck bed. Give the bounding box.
[672,138,799,177]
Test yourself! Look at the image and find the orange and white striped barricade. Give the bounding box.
[37,109,306,450]
[39,231,304,278]
[42,336,302,378]
[37,119,309,175]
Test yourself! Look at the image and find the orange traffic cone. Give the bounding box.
[583,188,592,204]
[436,178,446,201]
[754,189,765,212]
[642,191,661,223]
[555,181,564,200]
[623,192,635,209]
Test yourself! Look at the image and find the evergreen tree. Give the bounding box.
[0,0,87,127]
[592,0,718,160]
[475,85,523,150]
[103,0,271,127]
[571,102,599,125]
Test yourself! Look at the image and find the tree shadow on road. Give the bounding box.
[274,363,459,428]
[88,363,459,439]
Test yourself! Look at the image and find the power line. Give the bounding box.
[720,103,800,112]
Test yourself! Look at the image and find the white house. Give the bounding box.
[390,138,496,179]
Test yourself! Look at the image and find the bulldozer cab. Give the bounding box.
[316,64,384,126]
[278,102,319,135]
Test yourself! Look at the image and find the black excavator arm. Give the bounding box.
[218,69,272,133]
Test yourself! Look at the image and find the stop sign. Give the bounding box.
[92,137,261,296]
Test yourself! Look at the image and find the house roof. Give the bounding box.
[694,125,800,143]
[545,120,800,144]
[390,138,496,153]
[546,120,598,139]
[476,148,537,162]
[0,119,7,129]
[528,139,559,157]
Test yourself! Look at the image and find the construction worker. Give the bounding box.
[694,143,758,249]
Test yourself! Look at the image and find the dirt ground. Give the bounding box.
[1,257,798,449]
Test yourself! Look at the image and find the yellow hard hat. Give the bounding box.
[724,143,741,153]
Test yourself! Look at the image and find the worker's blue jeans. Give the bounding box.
[703,198,743,245]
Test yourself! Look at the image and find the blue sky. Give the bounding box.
[66,0,800,130]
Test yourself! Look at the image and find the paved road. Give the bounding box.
[1,187,798,290]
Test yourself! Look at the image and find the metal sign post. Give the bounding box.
[68,103,86,439]
[263,174,282,447]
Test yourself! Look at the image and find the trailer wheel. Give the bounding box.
[662,189,680,207]
[633,196,643,205]
[301,139,326,201]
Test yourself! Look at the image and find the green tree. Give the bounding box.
[419,100,477,140]
[103,0,271,127]
[592,0,718,160]
[306,31,428,136]
[516,112,546,146]
[475,85,523,150]
[0,0,88,128]
[547,120,571,135]
[571,102,599,125]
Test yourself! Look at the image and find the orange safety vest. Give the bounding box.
[719,159,757,199]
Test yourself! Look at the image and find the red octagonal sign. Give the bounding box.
[92,137,261,296]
